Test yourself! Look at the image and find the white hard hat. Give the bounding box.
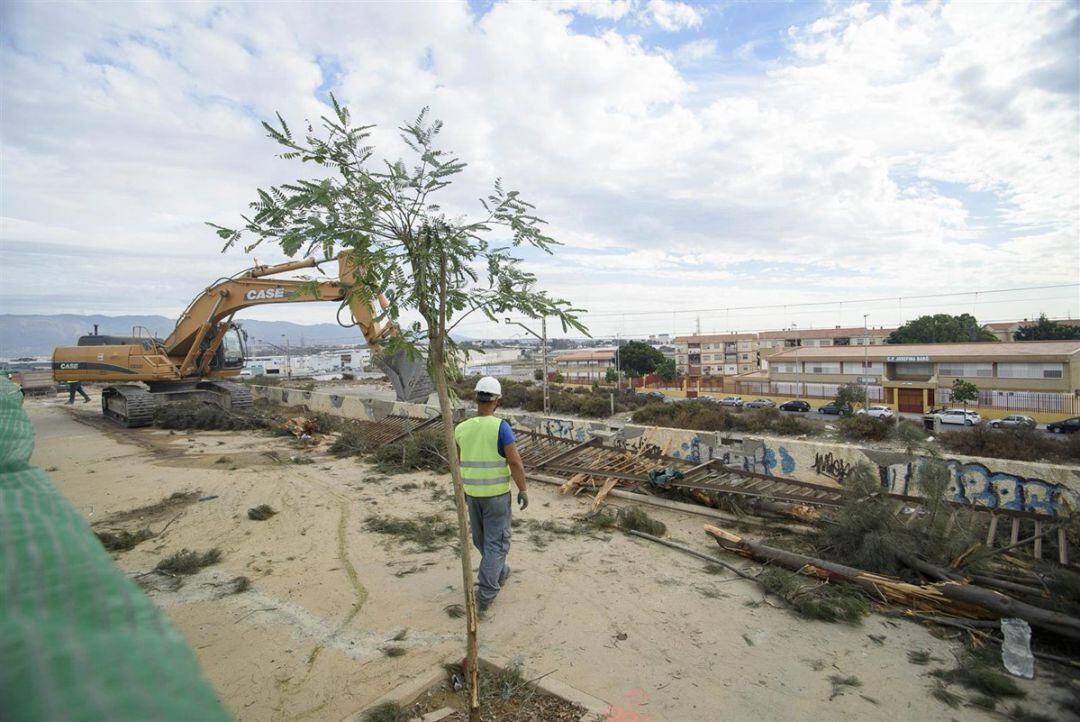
[475,376,502,399]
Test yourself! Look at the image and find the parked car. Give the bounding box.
[719,396,743,408]
[642,391,666,400]
[779,400,811,412]
[745,398,776,409]
[1047,416,1080,434]
[987,414,1036,430]
[930,408,982,426]
[817,401,853,416]
[856,405,895,420]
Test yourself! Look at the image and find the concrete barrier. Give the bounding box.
[251,385,1080,518]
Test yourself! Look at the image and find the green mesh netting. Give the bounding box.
[0,378,231,721]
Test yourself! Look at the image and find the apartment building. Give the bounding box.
[674,334,758,377]
[757,326,895,360]
[552,349,617,383]
[754,340,1080,414]
[983,318,1080,342]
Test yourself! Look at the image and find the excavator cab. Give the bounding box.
[216,324,246,370]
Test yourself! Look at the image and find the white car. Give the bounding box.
[719,396,743,408]
[856,405,894,420]
[933,408,982,426]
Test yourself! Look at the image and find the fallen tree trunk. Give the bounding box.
[705,525,1080,641]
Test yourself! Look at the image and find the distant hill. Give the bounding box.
[0,314,369,357]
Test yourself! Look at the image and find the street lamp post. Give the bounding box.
[505,318,548,415]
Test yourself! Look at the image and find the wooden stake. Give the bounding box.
[985,514,999,548]
[1034,522,1043,560]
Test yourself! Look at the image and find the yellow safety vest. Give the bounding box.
[454,416,511,498]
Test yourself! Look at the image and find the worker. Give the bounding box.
[453,376,527,615]
[66,381,90,404]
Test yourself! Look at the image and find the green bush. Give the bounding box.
[939,425,1076,463]
[372,430,448,474]
[837,415,891,442]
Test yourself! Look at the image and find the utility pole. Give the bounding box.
[282,334,292,379]
[505,318,548,414]
[863,314,870,412]
[541,317,549,415]
[792,324,800,399]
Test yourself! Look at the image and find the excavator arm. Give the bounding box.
[164,255,432,402]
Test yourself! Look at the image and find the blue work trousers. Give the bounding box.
[466,492,511,604]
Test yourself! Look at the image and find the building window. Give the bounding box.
[938,363,993,378]
[997,363,1064,379]
[805,362,841,374]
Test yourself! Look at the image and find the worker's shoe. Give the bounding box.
[82,398,90,403]
[65,400,74,405]
[477,598,494,620]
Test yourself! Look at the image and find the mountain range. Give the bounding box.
[0,314,371,358]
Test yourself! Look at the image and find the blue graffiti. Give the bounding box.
[779,447,795,475]
[946,461,1075,517]
[743,445,777,476]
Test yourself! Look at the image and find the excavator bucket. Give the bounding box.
[376,350,436,404]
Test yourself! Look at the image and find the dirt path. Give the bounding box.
[26,397,1069,721]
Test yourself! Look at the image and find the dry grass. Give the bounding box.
[95,528,154,552]
[247,504,278,521]
[364,513,456,552]
[364,701,407,722]
[155,548,223,575]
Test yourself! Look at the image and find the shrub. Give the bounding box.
[939,425,1074,463]
[372,430,448,474]
[837,415,891,442]
[247,504,277,521]
[895,419,928,446]
[153,401,264,431]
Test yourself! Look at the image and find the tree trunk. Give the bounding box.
[432,362,481,722]
[705,525,1080,641]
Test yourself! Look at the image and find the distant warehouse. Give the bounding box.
[749,340,1080,415]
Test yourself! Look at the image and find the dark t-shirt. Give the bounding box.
[497,420,516,458]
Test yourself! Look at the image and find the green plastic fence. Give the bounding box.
[0,378,231,721]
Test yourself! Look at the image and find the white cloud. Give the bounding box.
[1,0,1076,338]
[551,0,632,21]
[673,38,717,65]
[646,0,704,32]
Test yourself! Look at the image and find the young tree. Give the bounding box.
[1013,314,1080,341]
[886,314,998,344]
[834,383,867,410]
[950,379,979,409]
[604,366,619,383]
[656,358,677,381]
[211,100,585,721]
[533,368,544,381]
[617,340,665,377]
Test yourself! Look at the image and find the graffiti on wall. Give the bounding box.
[813,452,855,483]
[945,461,1078,518]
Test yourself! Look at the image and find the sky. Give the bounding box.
[2,0,1078,342]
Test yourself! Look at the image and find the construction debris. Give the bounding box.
[704,525,1080,641]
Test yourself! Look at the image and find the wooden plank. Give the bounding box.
[537,437,598,469]
[985,515,999,548]
[592,477,620,510]
[1034,521,1043,560]
[1059,528,1069,566]
[1010,518,1021,546]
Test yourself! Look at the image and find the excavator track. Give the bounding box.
[197,380,253,411]
[101,385,157,428]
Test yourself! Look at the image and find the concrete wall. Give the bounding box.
[251,386,1080,518]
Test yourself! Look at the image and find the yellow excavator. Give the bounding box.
[52,254,433,426]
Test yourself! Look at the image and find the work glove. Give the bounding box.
[517,490,529,511]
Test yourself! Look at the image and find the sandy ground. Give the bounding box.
[25,395,1073,722]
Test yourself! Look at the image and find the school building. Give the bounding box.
[737,340,1080,415]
